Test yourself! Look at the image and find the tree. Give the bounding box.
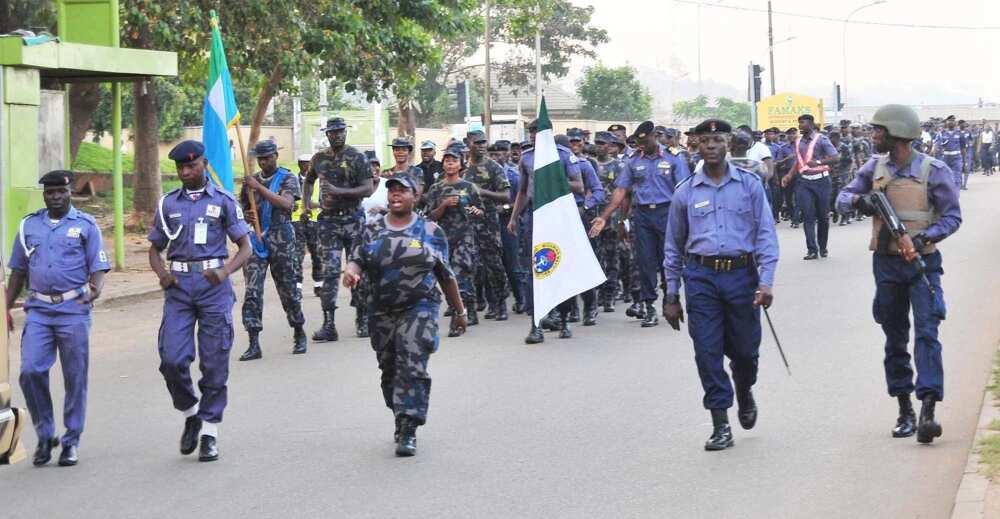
[577,65,652,121]
[673,95,752,127]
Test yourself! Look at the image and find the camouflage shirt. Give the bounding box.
[424,179,484,239]
[350,215,454,310]
[462,157,510,214]
[381,165,426,192]
[305,144,372,212]
[240,167,301,225]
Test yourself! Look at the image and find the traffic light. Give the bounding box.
[751,64,764,103]
[835,83,844,111]
[455,81,467,118]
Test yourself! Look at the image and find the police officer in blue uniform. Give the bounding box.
[148,140,252,462]
[589,121,691,328]
[663,119,780,451]
[6,170,111,466]
[932,115,965,190]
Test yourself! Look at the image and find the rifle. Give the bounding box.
[866,191,935,295]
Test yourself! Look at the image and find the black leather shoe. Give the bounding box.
[448,325,461,337]
[803,252,818,260]
[525,324,545,344]
[239,332,262,361]
[33,437,58,466]
[292,326,307,354]
[625,302,642,318]
[705,409,735,451]
[736,389,758,430]
[476,299,487,312]
[312,310,339,342]
[58,445,78,467]
[495,303,508,321]
[568,305,580,323]
[917,397,942,444]
[198,435,219,462]
[484,305,497,320]
[395,425,417,457]
[892,395,917,438]
[641,303,658,328]
[541,313,560,331]
[180,416,202,455]
[820,249,829,258]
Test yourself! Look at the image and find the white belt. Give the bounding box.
[170,259,224,273]
[801,172,829,180]
[942,150,961,156]
[30,286,89,304]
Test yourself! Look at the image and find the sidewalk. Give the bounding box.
[953,344,1000,519]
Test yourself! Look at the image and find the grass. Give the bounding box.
[72,142,299,177]
[978,351,1000,480]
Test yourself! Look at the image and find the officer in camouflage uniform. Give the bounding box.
[383,137,426,194]
[303,117,376,341]
[592,132,624,312]
[344,175,467,457]
[425,146,486,327]
[462,130,511,321]
[828,130,855,226]
[239,140,306,361]
[292,154,323,296]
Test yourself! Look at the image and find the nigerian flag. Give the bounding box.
[201,10,240,192]
[531,98,605,325]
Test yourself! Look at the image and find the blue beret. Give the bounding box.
[168,140,206,163]
[39,169,73,187]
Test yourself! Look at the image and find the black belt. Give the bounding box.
[637,203,668,210]
[687,253,753,272]
[320,207,359,217]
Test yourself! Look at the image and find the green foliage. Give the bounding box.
[1,0,56,33]
[72,142,174,174]
[270,78,360,126]
[577,65,652,121]
[673,95,752,127]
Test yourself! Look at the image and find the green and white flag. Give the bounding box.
[531,98,605,325]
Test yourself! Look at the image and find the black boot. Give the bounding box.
[892,394,916,438]
[512,300,526,314]
[525,322,545,344]
[916,397,942,444]
[558,313,572,339]
[292,326,307,354]
[705,409,735,451]
[312,310,338,342]
[484,302,497,320]
[736,388,758,430]
[568,300,580,323]
[641,302,658,328]
[356,309,370,338]
[394,415,403,443]
[467,308,479,326]
[541,311,560,331]
[395,421,417,457]
[444,307,454,317]
[239,331,262,361]
[495,302,509,321]
[625,301,643,318]
[582,296,598,326]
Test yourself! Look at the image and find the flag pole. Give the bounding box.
[233,120,262,240]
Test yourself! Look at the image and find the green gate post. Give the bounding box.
[111,82,124,271]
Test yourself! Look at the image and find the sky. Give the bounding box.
[561,0,1000,110]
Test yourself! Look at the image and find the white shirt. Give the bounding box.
[982,130,994,145]
[747,141,772,162]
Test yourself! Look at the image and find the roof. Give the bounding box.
[489,81,579,115]
[0,37,177,81]
[838,104,1000,124]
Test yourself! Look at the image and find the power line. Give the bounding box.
[673,0,1000,30]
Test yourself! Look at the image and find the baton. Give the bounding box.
[762,306,791,376]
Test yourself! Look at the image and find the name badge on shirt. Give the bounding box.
[694,200,710,209]
[169,212,182,219]
[657,162,670,169]
[194,220,208,245]
[206,204,221,218]
[66,227,82,238]
[635,165,646,171]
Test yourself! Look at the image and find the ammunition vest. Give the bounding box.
[869,153,938,255]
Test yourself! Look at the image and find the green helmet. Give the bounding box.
[869,104,921,140]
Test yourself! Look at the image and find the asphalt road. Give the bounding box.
[4,175,1000,519]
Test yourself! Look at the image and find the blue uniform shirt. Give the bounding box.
[663,164,779,294]
[836,153,961,243]
[575,156,606,210]
[614,149,691,205]
[796,132,838,163]
[934,129,964,152]
[148,181,251,261]
[9,207,112,318]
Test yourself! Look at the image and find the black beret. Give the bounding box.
[168,140,206,163]
[509,141,522,150]
[520,141,533,150]
[567,128,585,141]
[664,128,679,138]
[390,137,413,148]
[554,134,571,147]
[633,121,655,140]
[839,119,851,126]
[607,124,626,132]
[527,119,540,131]
[384,175,416,191]
[250,139,279,157]
[654,125,667,135]
[945,115,956,121]
[39,169,73,187]
[466,130,487,141]
[798,114,815,122]
[693,119,732,135]
[487,143,500,152]
[786,127,798,133]
[493,140,511,151]
[321,117,347,132]
[594,131,613,143]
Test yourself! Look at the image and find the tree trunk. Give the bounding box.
[247,65,284,161]
[68,83,101,163]
[132,80,161,214]
[398,98,416,139]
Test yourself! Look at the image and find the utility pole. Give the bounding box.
[484,0,492,140]
[534,4,543,114]
[464,79,471,131]
[767,1,776,96]
[292,78,301,156]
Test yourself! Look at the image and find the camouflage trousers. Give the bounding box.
[371,300,440,425]
[596,227,622,305]
[291,219,323,288]
[477,213,509,304]
[242,222,305,332]
[448,232,480,311]
[621,226,640,299]
[315,211,363,312]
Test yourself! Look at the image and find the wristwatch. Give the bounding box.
[456,308,468,317]
[664,294,680,305]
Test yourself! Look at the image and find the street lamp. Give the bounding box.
[842,0,887,106]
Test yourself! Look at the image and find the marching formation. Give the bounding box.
[7,103,964,464]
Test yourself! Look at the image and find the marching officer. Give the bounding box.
[303,117,376,341]
[7,170,111,466]
[592,131,625,312]
[384,137,426,194]
[416,140,443,191]
[781,114,840,260]
[837,104,961,444]
[292,154,323,296]
[589,121,691,327]
[662,119,779,451]
[931,115,965,190]
[238,140,306,361]
[148,140,252,462]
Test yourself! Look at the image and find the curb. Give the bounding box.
[952,345,1000,519]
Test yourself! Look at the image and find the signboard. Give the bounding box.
[756,93,824,131]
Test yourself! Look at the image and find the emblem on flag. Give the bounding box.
[533,242,562,280]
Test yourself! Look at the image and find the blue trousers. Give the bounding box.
[943,155,963,188]
[19,315,91,446]
[158,272,236,423]
[500,213,527,303]
[633,205,670,303]
[795,176,831,254]
[873,252,946,401]
[683,262,761,410]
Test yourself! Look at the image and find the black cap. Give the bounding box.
[39,169,73,187]
[608,134,624,146]
[168,140,206,163]
[839,119,851,126]
[567,128,585,141]
[664,128,679,138]
[250,139,279,157]
[385,175,416,191]
[798,114,815,122]
[554,134,571,147]
[509,141,522,150]
[594,131,613,143]
[731,131,753,146]
[527,119,539,131]
[487,143,500,152]
[633,121,655,140]
[786,127,798,133]
[321,117,347,132]
[654,125,667,135]
[494,140,511,151]
[466,130,487,142]
[693,119,732,135]
[607,124,626,132]
[390,137,413,149]
[442,145,464,159]
[765,127,780,133]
